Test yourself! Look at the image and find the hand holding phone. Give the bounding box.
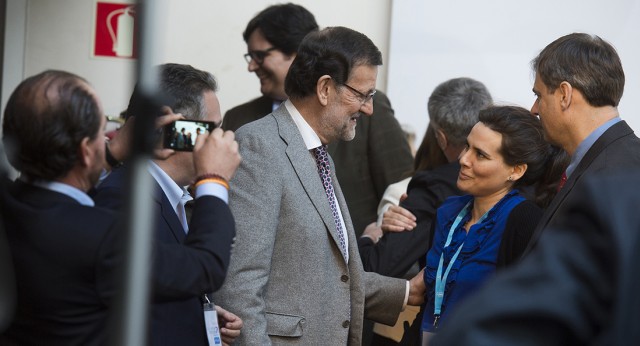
[193,128,241,181]
[163,119,218,151]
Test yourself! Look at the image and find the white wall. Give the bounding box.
[3,0,392,119]
[162,0,392,119]
[1,0,27,120]
[5,0,639,148]
[388,0,640,147]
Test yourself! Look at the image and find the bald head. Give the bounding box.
[3,70,103,180]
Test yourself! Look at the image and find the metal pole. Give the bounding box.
[0,142,16,333]
[111,1,168,345]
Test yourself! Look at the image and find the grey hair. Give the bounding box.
[428,77,492,147]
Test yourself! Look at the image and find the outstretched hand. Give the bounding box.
[381,205,417,232]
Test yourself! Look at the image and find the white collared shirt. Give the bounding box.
[148,161,190,219]
[148,161,229,233]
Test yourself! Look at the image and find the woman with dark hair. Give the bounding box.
[421,105,567,344]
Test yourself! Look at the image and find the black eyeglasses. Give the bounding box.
[244,47,278,65]
[341,83,376,104]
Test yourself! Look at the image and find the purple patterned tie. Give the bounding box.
[313,145,348,260]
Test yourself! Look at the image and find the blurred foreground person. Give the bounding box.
[432,171,640,346]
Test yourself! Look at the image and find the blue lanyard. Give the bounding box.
[433,200,488,326]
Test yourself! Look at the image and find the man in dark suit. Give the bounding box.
[223,3,413,235]
[93,64,243,346]
[431,171,640,345]
[0,70,239,345]
[523,33,640,254]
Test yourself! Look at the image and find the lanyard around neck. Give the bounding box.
[433,200,489,322]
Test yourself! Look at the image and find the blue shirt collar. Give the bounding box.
[30,180,95,206]
[566,117,621,177]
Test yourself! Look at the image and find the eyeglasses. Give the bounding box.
[341,83,376,105]
[244,47,278,65]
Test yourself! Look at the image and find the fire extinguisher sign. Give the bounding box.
[93,2,138,59]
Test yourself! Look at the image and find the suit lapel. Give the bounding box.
[274,107,346,259]
[563,121,633,192]
[152,181,186,243]
[331,162,357,252]
[533,121,634,239]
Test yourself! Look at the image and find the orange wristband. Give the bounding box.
[193,174,229,190]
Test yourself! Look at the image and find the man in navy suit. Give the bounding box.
[0,70,240,345]
[523,33,640,254]
[93,63,243,345]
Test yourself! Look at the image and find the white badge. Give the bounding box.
[203,301,222,346]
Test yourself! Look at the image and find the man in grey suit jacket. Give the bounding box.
[523,32,640,254]
[223,4,413,236]
[213,27,425,345]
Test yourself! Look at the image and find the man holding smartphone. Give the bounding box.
[92,63,243,346]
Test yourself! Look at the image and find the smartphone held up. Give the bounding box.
[163,119,218,151]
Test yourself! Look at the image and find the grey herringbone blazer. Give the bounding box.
[213,104,406,345]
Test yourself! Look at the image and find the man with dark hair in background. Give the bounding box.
[224,3,413,236]
[93,63,243,346]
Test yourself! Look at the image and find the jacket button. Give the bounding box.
[342,320,350,328]
[341,275,349,282]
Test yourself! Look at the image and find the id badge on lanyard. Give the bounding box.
[203,295,223,346]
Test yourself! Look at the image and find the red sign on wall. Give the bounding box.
[93,2,138,59]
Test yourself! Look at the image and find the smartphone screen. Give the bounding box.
[163,119,218,151]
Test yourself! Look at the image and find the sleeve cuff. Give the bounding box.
[360,234,378,243]
[402,281,409,311]
[195,181,229,204]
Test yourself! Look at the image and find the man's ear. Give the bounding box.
[78,137,92,168]
[316,75,332,106]
[558,81,573,110]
